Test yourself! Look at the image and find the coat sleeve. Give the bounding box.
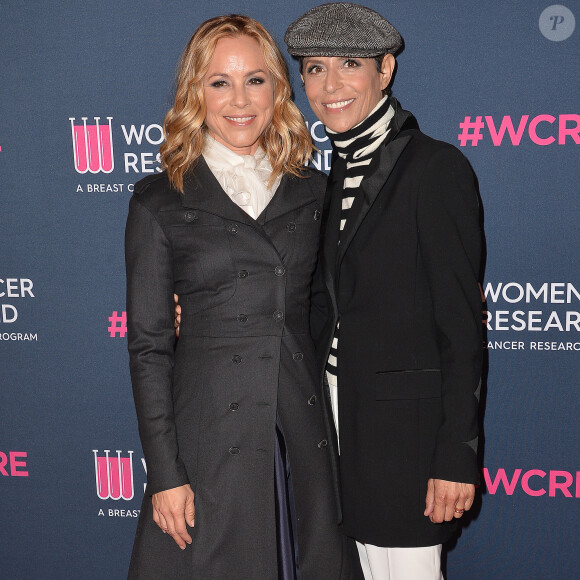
[416,146,483,485]
[125,195,190,495]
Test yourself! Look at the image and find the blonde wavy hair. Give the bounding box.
[160,14,314,192]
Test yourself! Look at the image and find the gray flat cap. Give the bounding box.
[285,2,403,58]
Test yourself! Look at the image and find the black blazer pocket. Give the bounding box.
[374,369,441,400]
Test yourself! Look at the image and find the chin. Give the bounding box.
[325,120,353,133]
[317,111,357,134]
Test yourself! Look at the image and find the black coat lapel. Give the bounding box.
[336,134,412,268]
[324,101,418,277]
[321,158,346,300]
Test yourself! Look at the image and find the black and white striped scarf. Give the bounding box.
[325,95,395,385]
[326,95,395,236]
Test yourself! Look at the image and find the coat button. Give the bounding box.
[227,223,238,234]
[237,314,248,323]
[237,270,249,278]
[232,355,242,364]
[184,210,197,222]
[317,439,328,448]
[229,447,240,455]
[229,402,239,411]
[274,266,285,276]
[308,395,317,406]
[287,222,296,232]
[293,352,303,361]
[273,310,284,322]
[313,209,321,220]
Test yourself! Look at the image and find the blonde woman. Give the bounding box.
[125,14,353,580]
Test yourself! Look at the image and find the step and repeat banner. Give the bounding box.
[1,1,578,578]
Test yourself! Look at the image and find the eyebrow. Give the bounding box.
[302,58,328,68]
[206,68,268,80]
[304,57,359,64]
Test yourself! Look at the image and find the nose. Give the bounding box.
[324,66,342,94]
[231,83,250,108]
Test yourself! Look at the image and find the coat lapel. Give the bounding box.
[181,157,321,265]
[321,157,345,308]
[336,134,413,269]
[181,157,259,227]
[256,172,318,226]
[322,102,418,297]
[182,157,317,227]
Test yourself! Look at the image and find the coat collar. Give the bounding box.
[335,133,412,266]
[181,156,318,226]
[322,102,417,290]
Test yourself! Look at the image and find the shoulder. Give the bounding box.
[130,171,182,213]
[399,128,474,174]
[401,131,480,218]
[133,171,172,197]
[301,165,328,183]
[392,101,470,168]
[292,166,328,203]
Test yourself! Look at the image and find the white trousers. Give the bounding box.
[356,542,444,580]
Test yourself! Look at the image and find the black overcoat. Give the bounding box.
[311,103,484,548]
[125,160,352,579]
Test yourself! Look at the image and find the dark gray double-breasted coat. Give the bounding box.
[125,160,352,579]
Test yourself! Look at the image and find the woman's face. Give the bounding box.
[302,55,393,133]
[203,35,274,155]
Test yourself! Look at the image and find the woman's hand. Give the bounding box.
[174,293,181,338]
[424,478,475,523]
[152,484,195,549]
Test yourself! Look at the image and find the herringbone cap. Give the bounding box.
[285,2,403,57]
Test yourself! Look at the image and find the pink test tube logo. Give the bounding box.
[93,449,134,500]
[70,116,114,173]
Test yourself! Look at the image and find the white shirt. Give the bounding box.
[202,135,281,219]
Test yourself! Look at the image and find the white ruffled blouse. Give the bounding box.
[202,135,282,220]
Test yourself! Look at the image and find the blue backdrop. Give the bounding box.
[1,1,578,578]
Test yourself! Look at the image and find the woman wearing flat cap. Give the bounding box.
[285,3,484,579]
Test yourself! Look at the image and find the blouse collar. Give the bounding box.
[202,135,281,219]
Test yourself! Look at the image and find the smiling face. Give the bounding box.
[203,35,275,155]
[302,55,394,133]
